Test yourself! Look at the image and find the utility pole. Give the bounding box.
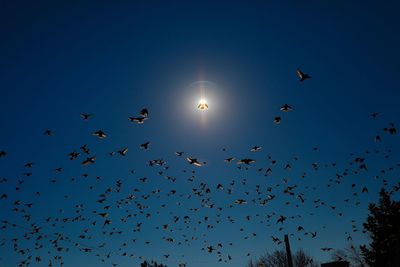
[284,234,294,267]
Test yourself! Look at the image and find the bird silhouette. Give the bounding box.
[297,68,311,82]
[80,114,94,120]
[237,159,256,165]
[280,104,294,111]
[198,103,209,110]
[369,113,381,118]
[81,157,96,166]
[186,157,202,166]
[117,147,128,156]
[274,117,282,124]
[92,130,107,138]
[140,108,149,117]
[224,157,235,163]
[140,142,150,150]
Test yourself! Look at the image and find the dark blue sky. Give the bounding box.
[1,1,400,266]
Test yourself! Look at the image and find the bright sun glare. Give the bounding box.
[199,99,207,104]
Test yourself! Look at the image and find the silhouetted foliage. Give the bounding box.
[331,244,367,267]
[140,260,167,267]
[360,188,400,267]
[247,248,317,267]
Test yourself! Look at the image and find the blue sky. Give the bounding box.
[1,1,400,266]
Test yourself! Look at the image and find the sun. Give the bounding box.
[198,99,208,110]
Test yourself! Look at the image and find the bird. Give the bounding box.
[186,157,202,166]
[175,152,184,156]
[280,104,294,112]
[80,114,94,120]
[67,151,80,160]
[81,157,96,166]
[276,216,287,224]
[237,159,255,165]
[92,130,107,138]
[117,148,128,156]
[369,113,381,118]
[297,68,311,82]
[140,108,149,117]
[224,157,235,163]
[274,117,282,124]
[128,117,148,124]
[44,130,52,135]
[0,151,7,158]
[140,142,150,150]
[97,213,109,218]
[383,126,397,135]
[250,146,262,151]
[198,103,209,110]
[80,144,90,154]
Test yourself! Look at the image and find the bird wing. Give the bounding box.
[297,69,304,78]
[193,161,202,166]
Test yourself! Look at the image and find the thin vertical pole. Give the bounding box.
[284,234,294,267]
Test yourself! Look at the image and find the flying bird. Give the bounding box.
[224,157,235,163]
[250,146,262,151]
[234,199,248,204]
[237,159,256,165]
[92,130,107,138]
[117,147,128,156]
[297,68,311,82]
[274,117,282,124]
[369,113,381,118]
[128,117,148,124]
[186,157,202,166]
[81,157,96,166]
[198,103,209,110]
[280,104,294,112]
[67,151,80,160]
[140,142,150,150]
[140,108,149,117]
[80,114,94,120]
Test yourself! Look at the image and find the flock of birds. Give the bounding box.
[0,69,399,267]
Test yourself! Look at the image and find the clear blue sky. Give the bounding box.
[1,1,400,266]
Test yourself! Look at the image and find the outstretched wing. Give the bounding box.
[297,69,304,79]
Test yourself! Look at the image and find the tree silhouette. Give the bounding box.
[331,244,366,267]
[360,188,400,267]
[246,248,317,267]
